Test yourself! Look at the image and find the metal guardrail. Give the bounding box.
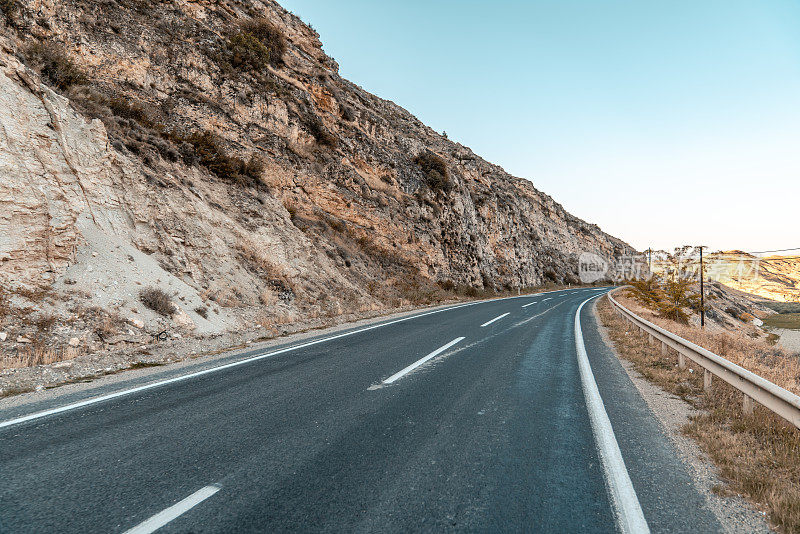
[607,289,800,430]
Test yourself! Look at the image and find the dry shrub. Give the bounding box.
[0,288,9,324]
[24,42,86,90]
[599,296,800,531]
[195,306,208,319]
[185,131,263,184]
[96,314,120,338]
[414,151,450,191]
[393,277,447,305]
[260,288,277,306]
[1,0,17,23]
[139,287,175,316]
[304,116,338,148]
[34,313,57,333]
[228,17,286,70]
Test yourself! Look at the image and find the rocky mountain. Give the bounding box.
[0,0,632,342]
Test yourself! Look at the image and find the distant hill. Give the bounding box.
[649,251,800,303]
[710,254,800,303]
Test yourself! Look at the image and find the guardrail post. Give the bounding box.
[648,334,654,345]
[609,288,800,430]
[743,394,754,415]
[660,341,667,355]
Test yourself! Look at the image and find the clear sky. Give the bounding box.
[279,0,800,253]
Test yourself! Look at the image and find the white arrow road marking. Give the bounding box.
[383,337,465,384]
[480,313,510,327]
[122,484,221,534]
[575,296,649,534]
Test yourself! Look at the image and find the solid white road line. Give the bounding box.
[480,312,510,327]
[383,337,465,384]
[575,296,649,534]
[0,287,593,431]
[0,302,482,431]
[122,484,221,534]
[521,301,537,308]
[542,297,552,302]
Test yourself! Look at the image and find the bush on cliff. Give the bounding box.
[228,17,286,70]
[185,131,263,184]
[1,0,18,24]
[414,151,451,191]
[25,42,86,90]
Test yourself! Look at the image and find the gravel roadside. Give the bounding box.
[592,299,773,533]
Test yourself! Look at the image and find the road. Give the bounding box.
[0,288,723,533]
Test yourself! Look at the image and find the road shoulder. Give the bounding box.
[591,298,772,533]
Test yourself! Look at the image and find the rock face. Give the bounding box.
[0,0,633,332]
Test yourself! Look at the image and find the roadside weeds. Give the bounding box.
[597,296,800,533]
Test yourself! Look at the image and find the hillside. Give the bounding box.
[708,253,800,303]
[0,0,631,352]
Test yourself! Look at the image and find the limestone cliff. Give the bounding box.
[0,0,632,338]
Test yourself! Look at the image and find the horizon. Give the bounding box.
[280,0,800,253]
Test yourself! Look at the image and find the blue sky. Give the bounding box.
[279,0,800,253]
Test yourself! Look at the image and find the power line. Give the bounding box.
[744,247,800,255]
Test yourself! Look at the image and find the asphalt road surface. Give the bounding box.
[0,288,724,533]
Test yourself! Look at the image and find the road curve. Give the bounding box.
[0,288,723,533]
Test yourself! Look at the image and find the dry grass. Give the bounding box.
[598,296,800,532]
[617,292,800,395]
[252,310,298,337]
[1,344,83,370]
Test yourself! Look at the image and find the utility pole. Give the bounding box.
[698,246,706,328]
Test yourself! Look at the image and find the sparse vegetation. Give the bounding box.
[627,275,700,324]
[763,302,800,314]
[414,151,450,191]
[194,306,209,319]
[186,131,263,183]
[1,0,18,24]
[139,287,175,316]
[227,17,286,70]
[598,296,800,532]
[24,42,87,91]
